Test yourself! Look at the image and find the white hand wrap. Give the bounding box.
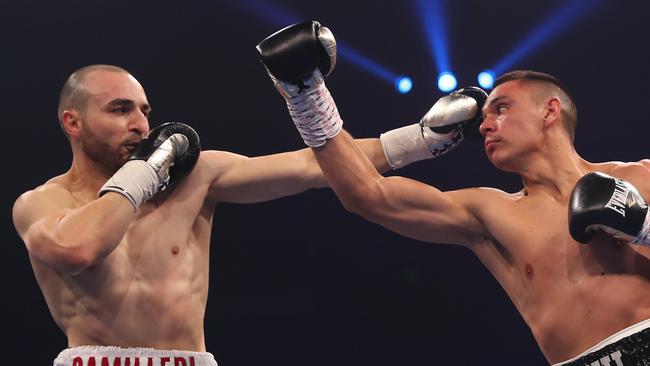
[281,71,343,147]
[99,160,160,209]
[380,124,432,169]
[380,124,462,169]
[99,134,189,209]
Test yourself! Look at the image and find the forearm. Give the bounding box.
[355,138,392,174]
[30,194,135,274]
[313,130,384,213]
[303,137,389,189]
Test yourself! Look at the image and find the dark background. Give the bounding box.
[4,0,649,365]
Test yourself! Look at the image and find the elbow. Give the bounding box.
[57,246,94,275]
[27,232,94,275]
[338,185,385,220]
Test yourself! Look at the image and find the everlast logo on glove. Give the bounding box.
[605,178,632,217]
[569,172,650,246]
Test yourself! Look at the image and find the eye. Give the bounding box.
[496,104,507,114]
[112,106,130,114]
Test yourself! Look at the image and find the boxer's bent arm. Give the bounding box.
[12,184,135,275]
[314,130,484,246]
[205,138,389,204]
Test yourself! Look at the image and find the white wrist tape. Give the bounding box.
[284,74,343,147]
[633,210,650,246]
[98,134,188,209]
[99,160,160,209]
[379,123,433,169]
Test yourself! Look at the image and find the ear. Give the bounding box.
[543,98,561,128]
[61,110,82,139]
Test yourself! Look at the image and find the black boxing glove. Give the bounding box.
[380,86,488,169]
[129,122,201,186]
[99,122,201,209]
[257,20,336,97]
[568,172,650,245]
[257,20,342,147]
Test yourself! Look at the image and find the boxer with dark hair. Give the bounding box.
[260,21,650,365]
[12,64,401,365]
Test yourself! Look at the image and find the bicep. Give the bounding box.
[205,149,318,204]
[13,187,74,256]
[358,176,484,246]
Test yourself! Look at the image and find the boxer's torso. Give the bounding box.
[29,155,218,351]
[467,162,650,363]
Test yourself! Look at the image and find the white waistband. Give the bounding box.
[53,346,217,366]
[553,318,650,365]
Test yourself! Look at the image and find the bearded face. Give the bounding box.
[79,119,133,175]
[70,70,150,175]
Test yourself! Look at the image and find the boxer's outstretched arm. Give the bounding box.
[206,138,390,204]
[314,130,485,246]
[253,21,487,244]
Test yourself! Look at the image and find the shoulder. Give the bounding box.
[14,181,75,212]
[598,160,650,197]
[192,150,254,199]
[453,186,520,206]
[12,182,75,236]
[447,186,520,224]
[196,150,250,176]
[602,160,650,180]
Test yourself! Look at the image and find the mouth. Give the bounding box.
[122,142,140,154]
[484,139,499,152]
[123,139,141,148]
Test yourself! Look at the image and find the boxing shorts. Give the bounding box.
[554,319,650,366]
[53,345,218,366]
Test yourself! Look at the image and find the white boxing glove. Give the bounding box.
[380,86,488,169]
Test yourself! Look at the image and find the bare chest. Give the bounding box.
[474,196,650,358]
[478,197,650,287]
[103,205,208,281]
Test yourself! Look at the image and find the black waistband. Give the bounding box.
[561,327,650,366]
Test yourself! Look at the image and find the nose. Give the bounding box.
[129,110,149,137]
[479,116,494,137]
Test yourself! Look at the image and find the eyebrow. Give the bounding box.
[483,95,508,113]
[105,98,151,113]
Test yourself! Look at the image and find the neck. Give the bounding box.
[67,149,115,195]
[518,138,590,202]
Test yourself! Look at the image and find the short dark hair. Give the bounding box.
[494,70,578,142]
[57,64,129,136]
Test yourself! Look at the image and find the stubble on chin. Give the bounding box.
[80,133,128,176]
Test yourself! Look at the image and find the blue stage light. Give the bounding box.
[337,41,398,83]
[415,0,451,76]
[477,70,496,89]
[395,76,413,94]
[491,0,606,75]
[437,72,457,93]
